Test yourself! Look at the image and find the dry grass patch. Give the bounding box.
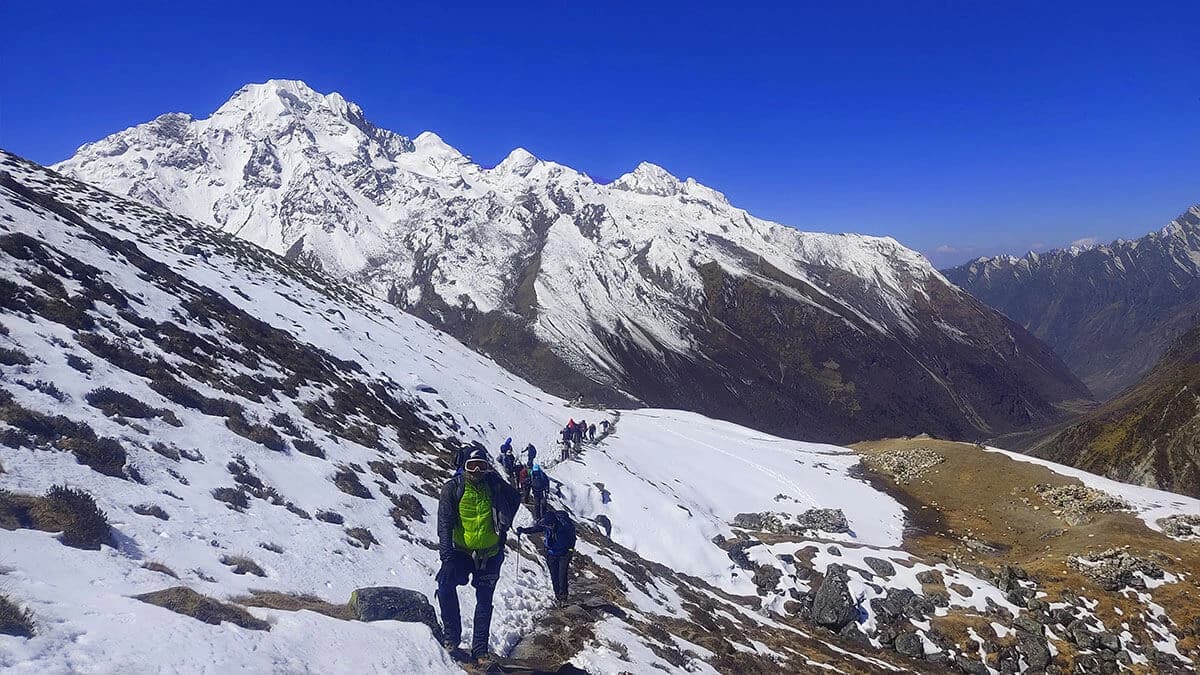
[142,561,179,578]
[220,554,266,577]
[234,590,354,621]
[134,586,269,631]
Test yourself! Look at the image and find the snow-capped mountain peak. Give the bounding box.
[492,147,541,178]
[611,160,682,196]
[55,79,1090,444]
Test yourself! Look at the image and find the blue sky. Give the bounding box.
[2,1,1197,267]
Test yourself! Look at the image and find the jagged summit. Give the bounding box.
[55,80,1089,444]
[611,161,682,196]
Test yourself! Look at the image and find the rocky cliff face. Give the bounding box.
[945,207,1200,400]
[55,79,1090,443]
[1029,323,1200,497]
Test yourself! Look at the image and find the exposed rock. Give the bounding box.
[348,587,441,641]
[730,508,850,536]
[915,569,943,585]
[863,447,945,484]
[810,565,858,630]
[751,565,782,594]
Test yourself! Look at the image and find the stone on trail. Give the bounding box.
[348,586,442,641]
[863,556,896,577]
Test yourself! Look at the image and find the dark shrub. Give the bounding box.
[143,562,179,578]
[0,347,32,366]
[36,485,114,550]
[211,487,249,512]
[0,595,35,637]
[65,354,93,373]
[315,510,344,525]
[132,503,169,520]
[226,413,287,452]
[293,438,325,458]
[333,467,372,500]
[220,554,266,577]
[85,387,181,426]
[368,460,397,483]
[345,527,378,549]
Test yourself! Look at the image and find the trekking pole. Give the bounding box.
[516,532,523,577]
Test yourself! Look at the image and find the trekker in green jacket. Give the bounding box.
[436,447,521,665]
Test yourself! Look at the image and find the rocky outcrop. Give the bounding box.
[809,565,858,630]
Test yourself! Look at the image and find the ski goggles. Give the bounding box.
[464,459,489,473]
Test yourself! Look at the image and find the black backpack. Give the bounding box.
[549,510,576,552]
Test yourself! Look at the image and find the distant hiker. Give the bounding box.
[516,464,530,501]
[529,464,551,520]
[600,419,609,434]
[524,443,537,469]
[500,437,513,455]
[588,424,596,442]
[594,514,612,538]
[501,448,517,486]
[560,429,571,461]
[560,425,573,446]
[517,509,577,607]
[436,448,520,664]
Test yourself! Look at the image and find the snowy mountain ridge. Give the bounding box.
[56,79,1090,443]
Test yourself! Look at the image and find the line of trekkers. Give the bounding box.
[436,417,607,666]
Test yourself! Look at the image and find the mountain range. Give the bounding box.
[945,207,1200,400]
[54,79,1090,444]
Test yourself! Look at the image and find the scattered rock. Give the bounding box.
[863,447,945,483]
[348,587,441,641]
[1157,513,1200,539]
[1034,483,1129,525]
[1069,548,1165,591]
[1017,630,1052,670]
[751,565,782,594]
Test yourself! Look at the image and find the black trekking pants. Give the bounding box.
[547,551,572,600]
[436,549,504,658]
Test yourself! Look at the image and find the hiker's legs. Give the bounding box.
[546,553,566,598]
[558,552,573,600]
[469,551,505,658]
[436,553,470,645]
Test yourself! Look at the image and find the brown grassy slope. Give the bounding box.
[853,437,1200,669]
[1029,324,1200,498]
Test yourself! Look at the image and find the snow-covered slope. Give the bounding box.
[2,153,1197,672]
[54,79,1090,444]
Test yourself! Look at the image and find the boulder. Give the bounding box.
[1016,630,1051,670]
[349,587,441,641]
[894,631,924,658]
[915,569,943,585]
[810,565,859,630]
[863,557,896,577]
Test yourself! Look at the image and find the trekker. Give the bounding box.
[588,424,596,442]
[560,430,570,462]
[529,464,551,520]
[435,448,521,665]
[600,419,609,434]
[516,464,530,501]
[499,437,513,455]
[524,443,537,469]
[517,509,577,607]
[501,448,517,486]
